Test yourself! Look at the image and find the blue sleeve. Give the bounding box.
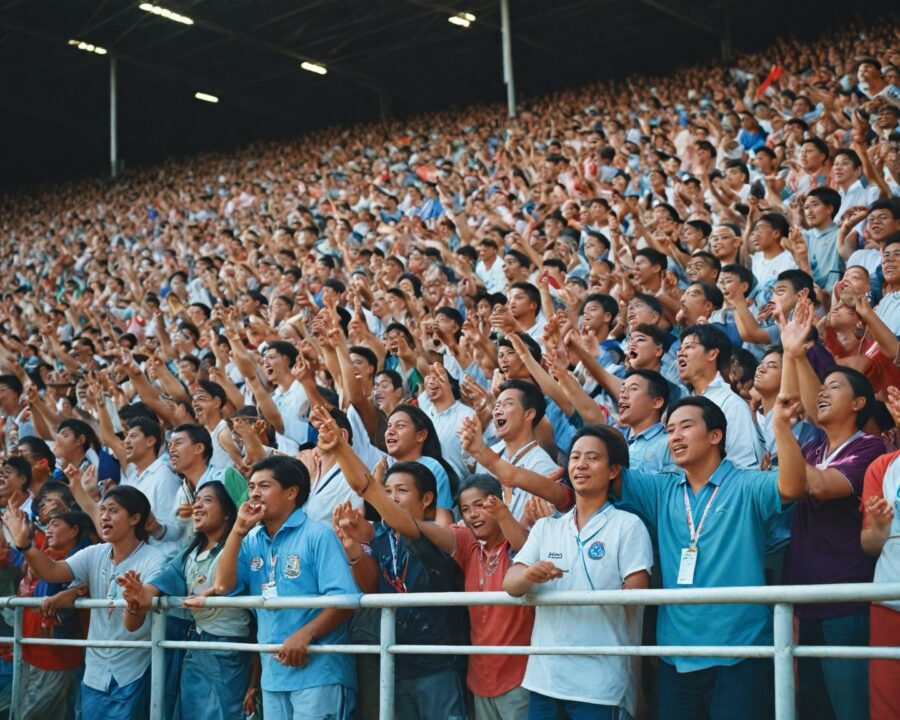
[313,529,361,597]
[746,470,786,524]
[146,554,188,596]
[618,468,664,534]
[233,537,251,595]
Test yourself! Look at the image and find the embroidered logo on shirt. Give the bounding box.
[588,541,606,560]
[250,556,263,571]
[548,551,563,560]
[283,554,301,578]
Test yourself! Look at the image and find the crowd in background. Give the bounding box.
[0,15,899,720]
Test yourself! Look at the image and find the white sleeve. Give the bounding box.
[65,544,101,585]
[723,398,763,469]
[512,517,545,566]
[616,513,654,581]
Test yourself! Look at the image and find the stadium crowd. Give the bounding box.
[0,14,899,720]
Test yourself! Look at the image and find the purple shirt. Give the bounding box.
[783,428,885,620]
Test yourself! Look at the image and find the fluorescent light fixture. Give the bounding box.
[300,61,327,75]
[68,38,108,55]
[448,12,475,27]
[194,91,219,103]
[138,3,194,26]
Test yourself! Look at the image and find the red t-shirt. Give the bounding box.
[450,525,534,698]
[20,547,85,671]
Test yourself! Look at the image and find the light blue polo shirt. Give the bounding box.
[619,460,783,672]
[235,508,360,692]
[803,224,842,292]
[620,423,678,474]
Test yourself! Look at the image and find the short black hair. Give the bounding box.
[625,369,670,414]
[582,293,619,323]
[807,187,842,219]
[457,473,502,501]
[833,147,862,169]
[801,136,830,159]
[349,345,378,371]
[681,324,733,376]
[375,368,403,390]
[632,323,668,347]
[56,419,99,453]
[668,396,728,458]
[196,380,227,409]
[497,332,542,361]
[822,366,876,429]
[102,485,152,542]
[776,269,814,299]
[385,461,437,511]
[720,264,755,295]
[692,282,725,309]
[16,436,55,467]
[266,340,299,366]
[568,425,630,469]
[635,247,667,270]
[757,212,790,237]
[3,456,31,487]
[0,375,23,396]
[498,379,546,428]
[509,282,541,311]
[250,455,311,507]
[172,423,213,463]
[630,293,663,316]
[504,249,532,268]
[126,416,164,457]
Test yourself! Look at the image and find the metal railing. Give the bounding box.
[2,582,900,720]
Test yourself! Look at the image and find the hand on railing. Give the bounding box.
[277,627,314,667]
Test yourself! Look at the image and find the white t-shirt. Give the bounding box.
[302,463,364,524]
[476,440,560,520]
[873,456,900,611]
[751,250,797,289]
[66,542,166,692]
[514,505,653,713]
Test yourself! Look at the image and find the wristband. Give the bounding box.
[14,540,32,553]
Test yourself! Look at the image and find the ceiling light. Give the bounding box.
[448,12,475,28]
[68,38,108,55]
[300,61,327,75]
[138,3,194,26]
[194,92,219,103]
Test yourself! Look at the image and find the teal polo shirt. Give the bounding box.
[235,508,360,692]
[620,422,678,474]
[619,460,783,672]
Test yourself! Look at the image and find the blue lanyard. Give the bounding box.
[573,503,612,591]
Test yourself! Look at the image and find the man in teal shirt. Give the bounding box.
[620,394,807,719]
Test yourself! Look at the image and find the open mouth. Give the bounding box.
[671,443,688,456]
[100,522,114,534]
[817,400,830,411]
[677,358,688,369]
[494,417,508,431]
[469,519,485,530]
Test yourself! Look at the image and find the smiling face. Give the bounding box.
[815,371,863,427]
[262,347,291,383]
[459,487,499,541]
[492,388,531,440]
[666,404,723,468]
[882,244,900,286]
[123,426,155,464]
[191,389,220,424]
[567,434,615,498]
[384,471,430,521]
[248,469,298,521]
[619,374,662,426]
[97,497,140,543]
[192,485,227,534]
[831,153,860,187]
[384,411,425,459]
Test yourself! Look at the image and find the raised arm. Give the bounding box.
[2,506,74,584]
[213,501,264,596]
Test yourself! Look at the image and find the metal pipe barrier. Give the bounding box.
[1,582,898,720]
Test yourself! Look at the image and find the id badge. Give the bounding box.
[676,547,698,585]
[262,582,278,599]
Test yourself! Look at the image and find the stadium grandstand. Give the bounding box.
[0,1,899,719]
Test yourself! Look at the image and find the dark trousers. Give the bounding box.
[658,658,772,720]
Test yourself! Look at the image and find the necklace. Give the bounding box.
[477,541,506,590]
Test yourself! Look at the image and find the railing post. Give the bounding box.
[10,607,23,720]
[378,608,395,720]
[773,603,796,720]
[149,608,166,720]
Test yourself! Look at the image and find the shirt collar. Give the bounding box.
[677,458,733,487]
[630,422,666,442]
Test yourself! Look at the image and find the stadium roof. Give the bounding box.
[0,0,890,187]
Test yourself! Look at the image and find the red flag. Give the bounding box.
[756,65,783,100]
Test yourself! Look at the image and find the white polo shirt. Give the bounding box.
[418,394,476,482]
[514,504,653,714]
[66,541,166,692]
[476,440,560,520]
[121,455,183,558]
[697,373,763,469]
[302,462,364,525]
[271,380,310,454]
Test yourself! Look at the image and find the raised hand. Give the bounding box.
[481,494,510,521]
[864,496,895,531]
[1,505,31,549]
[458,414,486,456]
[234,501,265,536]
[116,570,150,613]
[778,297,813,358]
[772,393,800,428]
[311,405,341,453]
[522,496,555,527]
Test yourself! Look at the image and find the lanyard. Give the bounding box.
[507,440,538,467]
[384,531,409,593]
[682,485,720,550]
[312,466,342,497]
[816,432,863,469]
[572,503,612,591]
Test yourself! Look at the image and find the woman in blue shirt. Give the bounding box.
[118,481,252,720]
